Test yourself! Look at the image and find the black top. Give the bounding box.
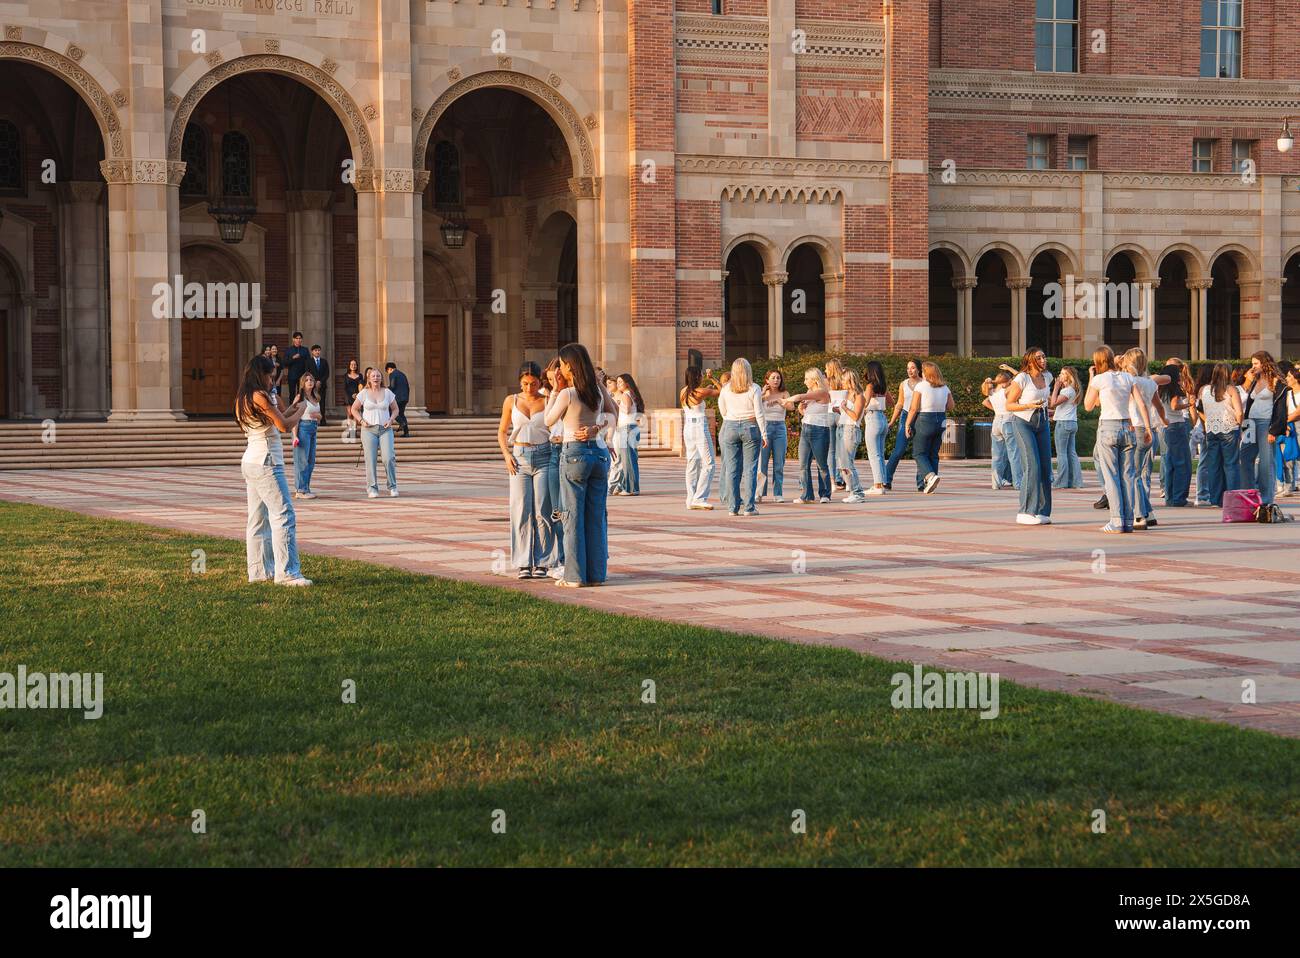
[344,374,363,403]
[388,369,410,404]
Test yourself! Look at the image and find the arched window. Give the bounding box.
[221,131,253,198]
[180,123,208,197]
[0,119,22,192]
[433,140,462,208]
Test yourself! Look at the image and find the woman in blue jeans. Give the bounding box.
[758,369,789,502]
[499,362,560,580]
[545,343,617,587]
[1157,361,1194,507]
[1196,363,1244,507]
[1049,366,1083,488]
[291,371,322,499]
[884,359,922,489]
[350,367,399,498]
[1085,346,1155,533]
[235,355,312,586]
[609,373,646,496]
[904,361,953,495]
[717,357,768,516]
[1003,349,1055,525]
[1238,351,1282,506]
[786,367,833,503]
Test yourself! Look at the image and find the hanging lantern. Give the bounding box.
[208,197,256,244]
[1278,118,1295,154]
[440,214,467,250]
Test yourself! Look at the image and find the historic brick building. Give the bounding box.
[0,1,1297,424]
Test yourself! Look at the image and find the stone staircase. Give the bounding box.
[0,415,679,470]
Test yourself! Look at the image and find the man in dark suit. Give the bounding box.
[310,345,330,425]
[285,332,310,398]
[386,362,410,438]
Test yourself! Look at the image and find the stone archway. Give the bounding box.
[0,37,124,158]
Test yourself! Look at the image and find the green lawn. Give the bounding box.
[1,501,1296,867]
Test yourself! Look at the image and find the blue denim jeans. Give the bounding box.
[798,422,831,501]
[991,420,1022,490]
[1133,427,1154,519]
[361,424,397,494]
[683,417,715,505]
[545,440,565,562]
[510,443,559,570]
[1200,431,1240,507]
[720,419,763,514]
[760,420,787,497]
[242,457,302,582]
[293,419,318,493]
[1008,411,1053,517]
[838,421,864,495]
[1237,418,1276,505]
[559,440,610,585]
[609,424,641,494]
[1051,419,1082,488]
[862,410,888,487]
[911,412,945,487]
[884,422,911,486]
[1094,420,1137,530]
[1162,420,1192,506]
[827,421,840,484]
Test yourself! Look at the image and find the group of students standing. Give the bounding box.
[496,344,646,587]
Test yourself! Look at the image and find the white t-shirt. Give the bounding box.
[718,384,763,421]
[1053,385,1078,422]
[1126,377,1158,427]
[828,389,848,421]
[914,381,950,413]
[988,388,1010,424]
[1090,370,1135,420]
[358,388,395,426]
[1011,370,1053,422]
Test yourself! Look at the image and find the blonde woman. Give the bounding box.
[786,367,833,503]
[837,368,868,503]
[1120,348,1167,529]
[825,358,847,490]
[349,366,400,498]
[904,361,954,495]
[1050,366,1084,489]
[291,371,322,499]
[717,357,768,516]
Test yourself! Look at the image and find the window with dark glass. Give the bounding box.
[1232,139,1254,174]
[1193,139,1215,173]
[180,123,208,197]
[220,131,253,198]
[1035,0,1079,73]
[1027,134,1051,170]
[433,140,462,208]
[1201,0,1243,78]
[0,119,22,191]
[1067,135,1091,170]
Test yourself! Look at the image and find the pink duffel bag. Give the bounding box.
[1222,488,1262,523]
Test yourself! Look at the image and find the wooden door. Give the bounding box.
[182,317,238,415]
[424,314,448,414]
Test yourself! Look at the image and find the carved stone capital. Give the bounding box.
[568,175,601,199]
[952,277,978,290]
[98,159,170,185]
[353,167,418,193]
[1186,278,1215,291]
[1006,278,1032,290]
[762,271,789,287]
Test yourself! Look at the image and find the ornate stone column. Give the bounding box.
[952,276,977,357]
[285,190,335,387]
[1006,277,1031,357]
[1140,277,1161,361]
[1187,278,1213,360]
[763,270,788,358]
[56,181,108,418]
[570,176,602,358]
[101,159,186,420]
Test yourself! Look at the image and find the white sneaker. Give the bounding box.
[866,486,885,496]
[819,497,831,503]
[923,474,941,494]
[773,496,785,503]
[842,492,866,503]
[300,492,317,500]
[367,489,379,499]
[277,576,313,587]
[389,488,399,498]
[548,567,565,579]
[1016,513,1042,525]
[1036,515,1052,525]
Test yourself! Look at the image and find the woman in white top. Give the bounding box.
[608,373,646,497]
[498,361,561,580]
[235,355,311,586]
[758,370,790,503]
[786,367,834,503]
[884,359,922,489]
[1002,348,1055,524]
[544,343,619,587]
[716,357,769,516]
[904,361,954,495]
[837,368,868,503]
[349,366,400,498]
[1085,345,1155,533]
[1197,362,1244,507]
[1049,366,1083,489]
[1119,348,1168,529]
[680,365,721,510]
[291,372,322,499]
[860,360,890,495]
[1240,351,1281,505]
[824,358,846,490]
[981,372,1020,491]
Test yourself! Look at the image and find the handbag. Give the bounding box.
[1222,488,1262,523]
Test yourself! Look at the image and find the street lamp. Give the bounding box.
[440,213,467,250]
[1278,118,1295,154]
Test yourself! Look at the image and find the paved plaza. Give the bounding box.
[8,459,1300,738]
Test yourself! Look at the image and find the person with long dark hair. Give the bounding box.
[1190,362,1216,507]
[758,369,789,502]
[681,365,721,509]
[884,358,922,490]
[235,355,311,586]
[545,343,617,586]
[861,360,889,495]
[1197,362,1244,507]
[1157,360,1194,507]
[291,371,322,499]
[1003,347,1054,524]
[609,373,646,496]
[1240,350,1281,506]
[542,358,569,575]
[499,361,560,580]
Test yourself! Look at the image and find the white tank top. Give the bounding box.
[801,399,832,428]
[683,392,708,422]
[241,418,284,467]
[300,398,321,422]
[510,397,550,445]
[763,394,788,422]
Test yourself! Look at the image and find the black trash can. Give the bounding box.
[969,419,993,459]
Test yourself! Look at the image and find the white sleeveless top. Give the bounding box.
[801,399,833,428]
[241,418,284,468]
[616,395,637,428]
[510,397,550,445]
[762,392,787,422]
[683,393,708,422]
[300,398,321,422]
[838,394,862,426]
[1200,386,1238,435]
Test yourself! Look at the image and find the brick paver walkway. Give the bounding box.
[7,459,1300,737]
